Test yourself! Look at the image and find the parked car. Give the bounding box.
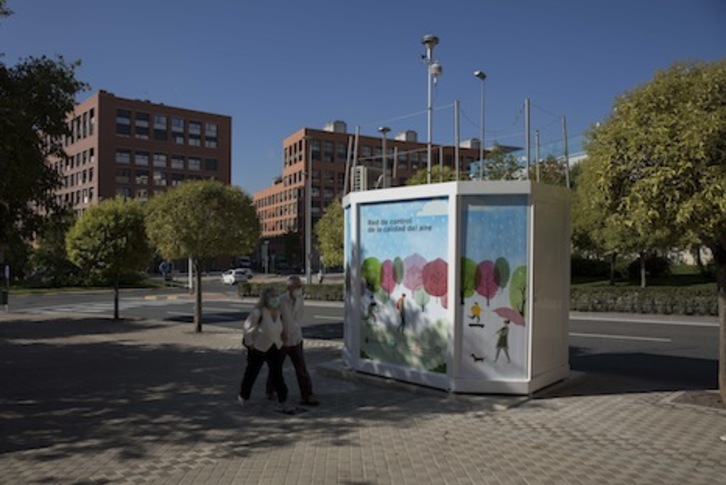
[221,268,251,285]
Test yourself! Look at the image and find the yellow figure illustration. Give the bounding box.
[468,302,481,324]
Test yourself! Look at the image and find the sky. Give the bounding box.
[2,0,724,195]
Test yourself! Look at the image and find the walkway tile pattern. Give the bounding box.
[1,312,725,484]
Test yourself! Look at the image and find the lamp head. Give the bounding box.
[378,126,391,135]
[474,70,487,80]
[422,34,439,50]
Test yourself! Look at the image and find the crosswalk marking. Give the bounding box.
[20,298,191,315]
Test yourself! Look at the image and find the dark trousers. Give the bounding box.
[266,342,314,401]
[239,345,288,403]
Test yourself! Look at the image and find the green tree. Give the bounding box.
[406,165,466,185]
[0,54,86,252]
[481,143,521,180]
[532,155,568,186]
[66,197,153,319]
[586,59,726,403]
[30,207,80,287]
[145,180,260,332]
[315,199,343,268]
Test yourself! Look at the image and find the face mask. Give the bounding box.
[267,296,280,309]
[292,289,303,299]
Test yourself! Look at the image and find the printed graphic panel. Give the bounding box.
[459,195,528,380]
[358,197,449,373]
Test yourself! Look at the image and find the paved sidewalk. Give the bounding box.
[1,312,725,484]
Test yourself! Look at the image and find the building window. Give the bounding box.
[336,142,347,162]
[116,187,133,198]
[171,155,184,169]
[153,114,167,140]
[188,158,201,170]
[135,169,149,185]
[135,112,149,139]
[204,158,218,171]
[88,167,94,182]
[188,121,201,135]
[135,151,149,166]
[310,139,320,160]
[171,173,184,186]
[153,170,167,186]
[204,122,218,148]
[115,149,131,164]
[189,121,202,146]
[153,153,167,168]
[173,133,186,144]
[89,187,94,202]
[136,188,148,201]
[116,109,131,136]
[89,109,95,136]
[323,141,334,162]
[115,169,130,184]
[89,147,95,164]
[171,117,185,132]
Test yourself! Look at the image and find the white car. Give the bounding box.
[221,268,251,285]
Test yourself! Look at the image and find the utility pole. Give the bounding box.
[454,99,460,180]
[562,116,571,189]
[525,98,531,179]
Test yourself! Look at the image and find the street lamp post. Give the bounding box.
[303,136,312,284]
[422,34,440,185]
[474,70,487,180]
[378,126,391,188]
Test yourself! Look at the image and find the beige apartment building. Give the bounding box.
[51,90,231,215]
[253,121,484,270]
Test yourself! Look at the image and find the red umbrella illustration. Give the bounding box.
[494,307,525,326]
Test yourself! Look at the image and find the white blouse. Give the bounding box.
[242,307,283,352]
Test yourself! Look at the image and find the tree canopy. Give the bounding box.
[66,197,153,319]
[315,199,344,268]
[145,180,260,331]
[0,54,86,246]
[585,58,726,401]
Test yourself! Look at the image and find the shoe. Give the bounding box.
[278,403,296,414]
[266,392,277,401]
[237,395,247,407]
[300,396,320,406]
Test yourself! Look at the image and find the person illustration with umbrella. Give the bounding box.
[493,307,524,364]
[494,319,511,363]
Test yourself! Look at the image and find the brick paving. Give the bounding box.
[1,311,725,484]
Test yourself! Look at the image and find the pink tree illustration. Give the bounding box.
[476,260,499,306]
[403,253,426,292]
[423,258,448,304]
[380,259,396,295]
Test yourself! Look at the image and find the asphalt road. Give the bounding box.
[5,283,719,389]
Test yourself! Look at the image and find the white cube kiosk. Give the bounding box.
[342,181,571,395]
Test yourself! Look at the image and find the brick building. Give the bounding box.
[51,90,231,216]
[253,121,484,271]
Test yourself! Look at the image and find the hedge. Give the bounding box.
[240,282,718,316]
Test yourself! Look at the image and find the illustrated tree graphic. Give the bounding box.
[509,266,527,317]
[494,257,510,293]
[476,260,499,306]
[423,258,448,308]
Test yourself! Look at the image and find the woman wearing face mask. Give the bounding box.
[266,275,319,406]
[238,286,293,413]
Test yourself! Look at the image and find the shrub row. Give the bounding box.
[240,282,718,316]
[570,286,718,316]
[238,282,344,302]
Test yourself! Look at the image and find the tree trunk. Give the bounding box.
[713,243,726,408]
[194,259,203,333]
[113,274,120,320]
[609,252,617,286]
[640,251,647,288]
